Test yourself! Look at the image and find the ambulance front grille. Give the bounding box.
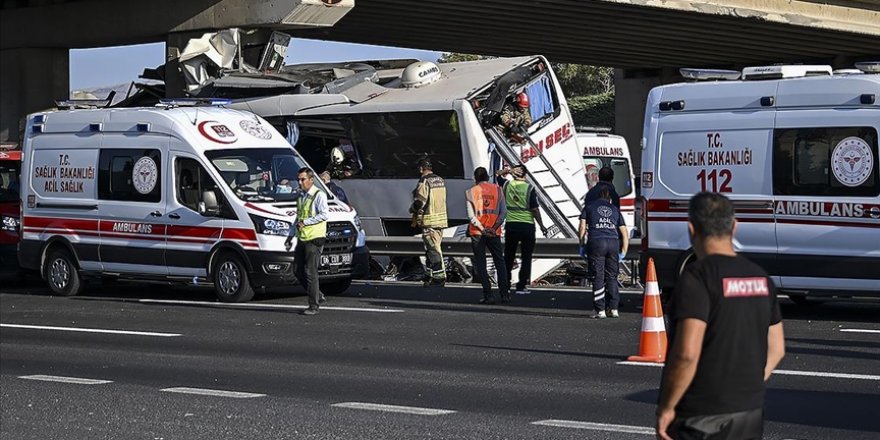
[324,221,356,255]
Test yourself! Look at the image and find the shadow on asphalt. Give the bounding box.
[765,388,880,433]
[451,343,626,361]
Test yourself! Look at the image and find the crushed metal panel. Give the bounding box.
[229,95,352,118]
[283,0,355,27]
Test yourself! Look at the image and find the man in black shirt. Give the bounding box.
[656,192,785,440]
[584,166,620,208]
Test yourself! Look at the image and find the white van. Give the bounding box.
[577,128,637,234]
[640,64,880,299]
[18,102,368,302]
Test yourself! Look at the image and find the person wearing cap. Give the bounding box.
[319,170,349,205]
[497,92,533,144]
[410,158,448,287]
[465,167,509,304]
[497,164,545,296]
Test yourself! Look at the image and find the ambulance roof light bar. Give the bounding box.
[679,68,740,81]
[855,61,880,74]
[575,126,612,133]
[158,98,232,108]
[741,65,832,81]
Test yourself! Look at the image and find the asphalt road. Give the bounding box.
[1,279,878,440]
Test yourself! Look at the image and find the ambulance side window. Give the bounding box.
[773,127,879,197]
[97,149,162,203]
[175,158,233,218]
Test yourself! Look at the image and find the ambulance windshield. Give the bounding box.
[0,160,21,203]
[583,157,632,197]
[204,147,324,203]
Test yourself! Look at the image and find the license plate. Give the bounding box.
[321,253,352,266]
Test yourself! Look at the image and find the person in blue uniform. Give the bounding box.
[578,187,629,319]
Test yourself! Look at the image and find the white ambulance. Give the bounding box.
[640,63,880,300]
[18,102,368,302]
[578,127,637,235]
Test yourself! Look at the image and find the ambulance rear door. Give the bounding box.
[772,109,880,292]
[655,105,778,269]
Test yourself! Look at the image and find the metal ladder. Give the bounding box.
[485,127,583,238]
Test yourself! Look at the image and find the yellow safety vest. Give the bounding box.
[505,180,534,224]
[414,173,448,228]
[297,186,327,241]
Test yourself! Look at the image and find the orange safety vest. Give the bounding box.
[466,182,503,236]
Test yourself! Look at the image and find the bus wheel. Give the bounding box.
[213,253,254,303]
[321,278,352,296]
[44,248,83,297]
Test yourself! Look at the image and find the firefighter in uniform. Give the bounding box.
[410,158,448,287]
[465,167,509,304]
[497,92,533,144]
[293,168,329,316]
[498,164,545,295]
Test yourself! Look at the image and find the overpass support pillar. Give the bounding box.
[614,68,679,174]
[0,48,69,143]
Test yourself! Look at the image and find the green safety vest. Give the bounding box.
[505,180,534,224]
[297,186,327,241]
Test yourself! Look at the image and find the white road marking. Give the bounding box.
[617,361,880,381]
[532,419,654,435]
[19,375,112,385]
[840,328,880,334]
[331,402,456,416]
[1,323,181,337]
[137,299,404,313]
[161,387,265,399]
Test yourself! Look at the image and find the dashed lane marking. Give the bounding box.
[532,419,654,435]
[161,387,265,399]
[19,375,112,385]
[137,299,404,313]
[839,329,880,334]
[1,323,181,337]
[617,361,880,381]
[331,402,456,416]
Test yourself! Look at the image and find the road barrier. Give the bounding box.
[366,236,641,261]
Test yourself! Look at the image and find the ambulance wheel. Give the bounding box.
[321,278,352,295]
[44,248,83,297]
[212,253,254,303]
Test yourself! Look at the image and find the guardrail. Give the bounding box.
[366,236,642,260]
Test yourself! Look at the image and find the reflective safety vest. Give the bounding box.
[414,173,448,228]
[466,182,503,236]
[505,180,534,224]
[297,186,327,241]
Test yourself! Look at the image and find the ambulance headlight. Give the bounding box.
[353,214,362,230]
[249,214,292,237]
[1,215,19,232]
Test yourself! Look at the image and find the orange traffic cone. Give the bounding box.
[627,258,667,363]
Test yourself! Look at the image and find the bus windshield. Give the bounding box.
[204,148,324,203]
[584,157,633,197]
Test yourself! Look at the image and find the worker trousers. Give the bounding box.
[588,238,620,312]
[295,238,325,309]
[422,227,446,280]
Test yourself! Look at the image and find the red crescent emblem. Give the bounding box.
[198,121,237,144]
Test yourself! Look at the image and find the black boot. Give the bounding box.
[479,292,495,304]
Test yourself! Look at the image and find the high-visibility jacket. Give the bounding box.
[297,186,327,241]
[466,182,504,236]
[505,179,534,224]
[412,173,447,228]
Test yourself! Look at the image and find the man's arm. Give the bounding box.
[491,189,507,231]
[656,318,707,440]
[619,225,629,255]
[765,322,785,380]
[410,180,428,214]
[465,194,484,234]
[579,219,587,245]
[302,191,329,225]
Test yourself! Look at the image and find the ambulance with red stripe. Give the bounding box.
[19,102,367,301]
[578,127,637,235]
[639,63,880,300]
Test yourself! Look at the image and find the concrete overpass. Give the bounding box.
[2,0,879,154]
